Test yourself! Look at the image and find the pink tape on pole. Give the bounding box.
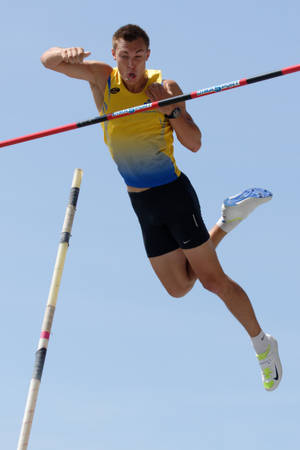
[40,331,50,340]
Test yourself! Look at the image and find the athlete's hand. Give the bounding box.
[62,47,91,64]
[146,83,175,115]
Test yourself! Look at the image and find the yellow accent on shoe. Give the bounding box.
[227,217,242,223]
[263,367,272,380]
[264,380,275,390]
[257,345,271,361]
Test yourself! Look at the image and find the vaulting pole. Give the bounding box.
[17,168,83,450]
[0,63,299,149]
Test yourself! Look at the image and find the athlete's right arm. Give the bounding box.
[40,47,112,86]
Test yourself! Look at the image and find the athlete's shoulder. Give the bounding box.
[146,69,162,83]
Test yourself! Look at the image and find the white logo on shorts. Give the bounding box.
[192,214,199,228]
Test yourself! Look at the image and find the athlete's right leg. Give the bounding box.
[149,224,227,298]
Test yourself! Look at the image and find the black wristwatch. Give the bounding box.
[165,107,181,119]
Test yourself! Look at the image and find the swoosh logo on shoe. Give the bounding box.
[274,366,279,380]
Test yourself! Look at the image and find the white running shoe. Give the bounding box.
[257,334,282,391]
[217,188,273,233]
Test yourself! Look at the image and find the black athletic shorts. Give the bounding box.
[128,173,210,258]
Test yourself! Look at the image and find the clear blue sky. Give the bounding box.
[1,2,299,449]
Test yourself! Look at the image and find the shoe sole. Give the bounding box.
[224,188,273,207]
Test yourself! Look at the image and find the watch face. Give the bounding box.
[165,107,181,119]
[173,107,181,118]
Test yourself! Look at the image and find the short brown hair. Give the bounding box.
[112,24,150,49]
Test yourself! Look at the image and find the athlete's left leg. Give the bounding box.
[210,187,272,248]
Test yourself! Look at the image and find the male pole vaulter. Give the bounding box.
[41,24,282,391]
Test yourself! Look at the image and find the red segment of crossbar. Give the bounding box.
[239,78,248,86]
[0,123,77,148]
[281,64,300,75]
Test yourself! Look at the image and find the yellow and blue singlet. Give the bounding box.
[101,67,181,188]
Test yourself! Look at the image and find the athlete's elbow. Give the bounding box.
[190,129,202,152]
[178,135,201,152]
[40,52,53,69]
[40,47,62,69]
[40,54,47,67]
[189,137,202,152]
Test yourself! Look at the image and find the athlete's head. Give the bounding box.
[112,24,150,86]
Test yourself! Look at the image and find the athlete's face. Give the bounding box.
[112,38,150,87]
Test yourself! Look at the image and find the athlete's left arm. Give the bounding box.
[146,80,201,152]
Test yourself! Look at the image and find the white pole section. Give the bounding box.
[17,168,83,450]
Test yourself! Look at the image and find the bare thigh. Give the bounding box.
[150,239,228,299]
[149,248,197,298]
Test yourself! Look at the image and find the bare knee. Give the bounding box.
[201,274,230,296]
[166,280,195,298]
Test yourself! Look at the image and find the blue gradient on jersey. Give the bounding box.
[113,144,178,187]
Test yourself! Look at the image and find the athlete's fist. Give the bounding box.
[146,83,174,115]
[62,47,91,64]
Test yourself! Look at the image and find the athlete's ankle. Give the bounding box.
[251,330,269,354]
[216,216,238,233]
